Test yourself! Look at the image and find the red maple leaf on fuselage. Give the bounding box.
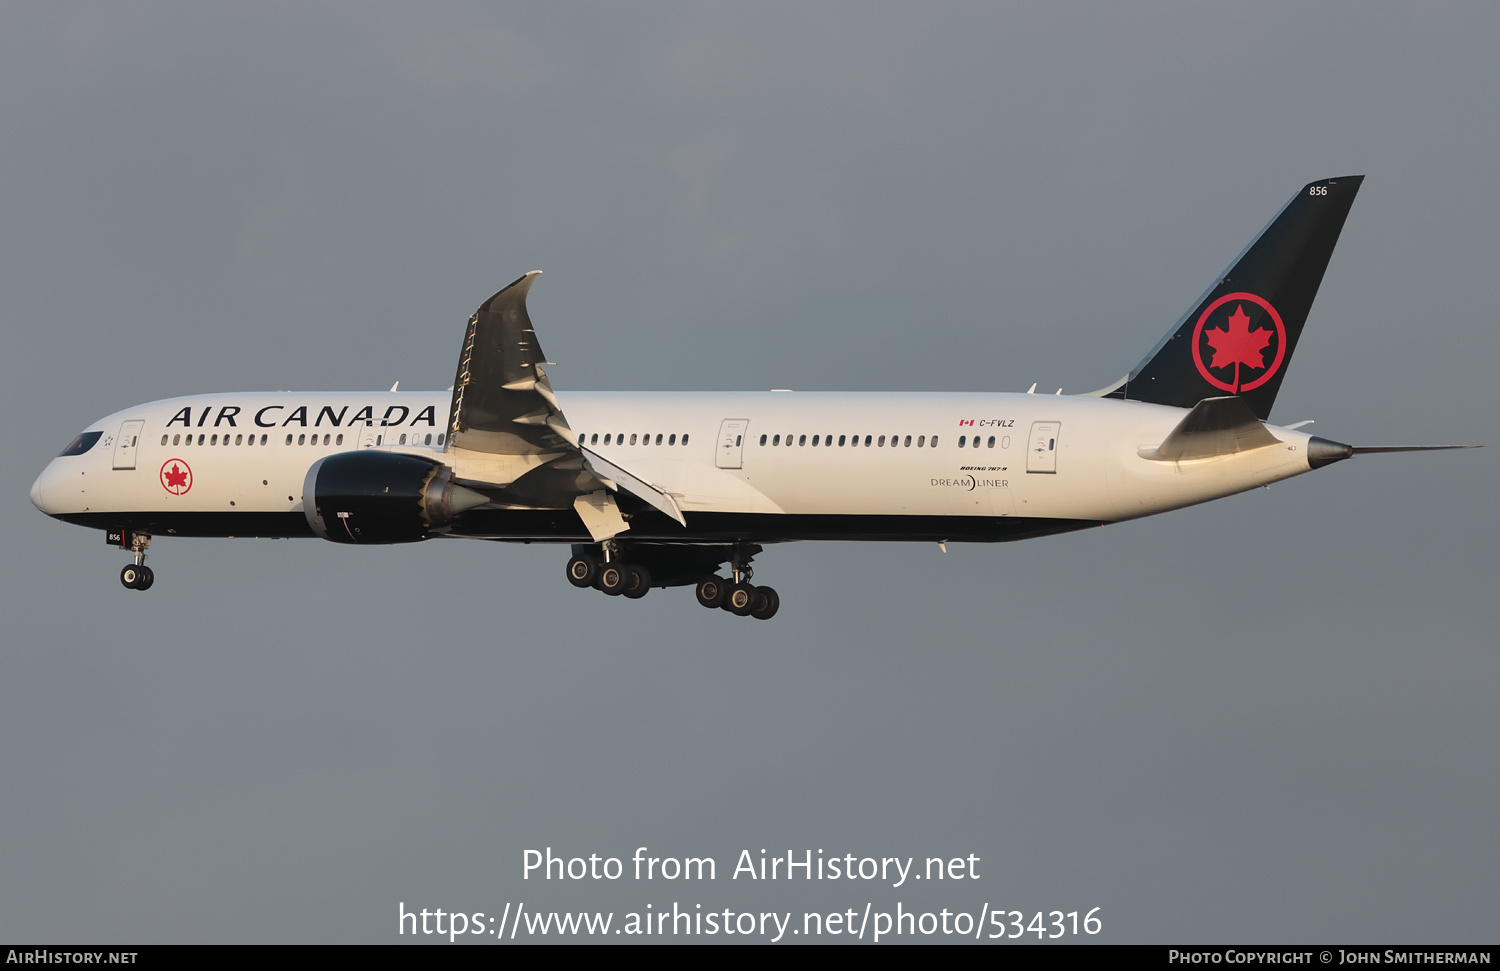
[1206,304,1273,373]
[164,464,188,489]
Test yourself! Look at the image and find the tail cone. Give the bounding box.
[1307,436,1354,469]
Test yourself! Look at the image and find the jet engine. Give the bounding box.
[302,451,489,544]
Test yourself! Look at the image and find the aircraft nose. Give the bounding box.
[30,460,72,517]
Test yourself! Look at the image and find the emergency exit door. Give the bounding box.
[1027,421,1060,474]
[715,419,749,469]
[112,420,145,470]
[352,423,381,449]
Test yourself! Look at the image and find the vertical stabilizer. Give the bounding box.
[1103,176,1363,419]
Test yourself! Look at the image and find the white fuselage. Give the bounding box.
[31,389,1319,544]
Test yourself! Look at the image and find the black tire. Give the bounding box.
[623,564,652,599]
[120,565,141,589]
[566,554,599,588]
[749,585,779,620]
[136,565,155,591]
[596,563,627,596]
[725,582,756,616]
[695,576,727,609]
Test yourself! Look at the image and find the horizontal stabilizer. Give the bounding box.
[1143,396,1280,462]
[581,448,688,527]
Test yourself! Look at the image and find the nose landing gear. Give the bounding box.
[117,531,155,590]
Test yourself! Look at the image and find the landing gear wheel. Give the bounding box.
[595,563,627,596]
[695,576,727,609]
[622,564,652,599]
[749,585,779,620]
[120,565,142,590]
[136,565,155,591]
[566,554,599,588]
[724,582,756,616]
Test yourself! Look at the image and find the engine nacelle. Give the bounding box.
[303,451,488,544]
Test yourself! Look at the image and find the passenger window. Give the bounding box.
[160,434,168,446]
[811,435,819,446]
[864,435,872,446]
[325,434,332,445]
[904,435,912,447]
[760,434,767,446]
[210,434,218,445]
[234,434,242,445]
[838,435,846,446]
[656,434,663,445]
[426,434,433,445]
[878,435,885,447]
[173,434,181,445]
[336,434,344,445]
[681,434,688,445]
[604,434,612,445]
[629,434,637,445]
[973,436,981,448]
[298,434,306,445]
[799,435,806,446]
[591,434,598,445]
[285,434,293,445]
[987,436,995,448]
[917,435,924,447]
[930,436,939,447]
[399,433,407,445]
[772,435,780,446]
[958,436,966,447]
[438,433,445,445]
[669,434,676,445]
[735,435,742,446]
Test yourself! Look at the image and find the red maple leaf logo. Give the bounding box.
[1204,304,1273,393]
[164,464,188,489]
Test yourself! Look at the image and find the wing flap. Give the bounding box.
[582,448,688,526]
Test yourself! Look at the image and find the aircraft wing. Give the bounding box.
[443,272,683,541]
[447,271,575,455]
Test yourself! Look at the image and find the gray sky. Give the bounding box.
[3,3,1495,944]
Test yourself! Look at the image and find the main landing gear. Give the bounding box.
[567,547,653,600]
[118,531,154,591]
[565,541,781,619]
[694,575,779,620]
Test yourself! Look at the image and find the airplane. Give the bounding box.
[29,175,1476,619]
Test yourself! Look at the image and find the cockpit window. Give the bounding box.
[59,431,103,456]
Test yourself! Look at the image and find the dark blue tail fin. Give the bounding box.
[1102,176,1363,420]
